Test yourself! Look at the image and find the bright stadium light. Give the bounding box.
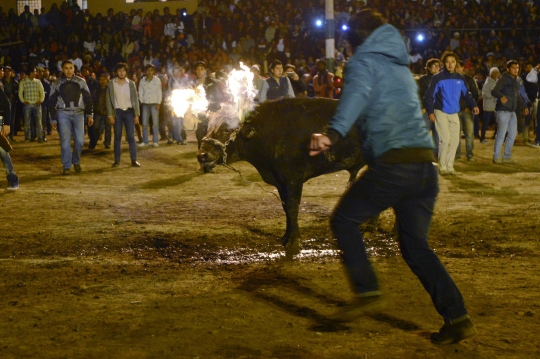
[342,24,348,31]
[416,34,424,42]
[315,19,323,27]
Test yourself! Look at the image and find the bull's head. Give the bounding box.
[196,120,238,173]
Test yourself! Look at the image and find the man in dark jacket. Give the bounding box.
[88,73,111,149]
[521,62,538,145]
[0,66,19,190]
[491,60,529,163]
[417,58,441,155]
[456,61,480,161]
[0,66,19,141]
[259,60,295,102]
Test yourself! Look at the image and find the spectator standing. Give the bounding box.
[456,61,480,161]
[18,67,45,143]
[491,60,529,164]
[250,64,264,103]
[417,58,441,156]
[168,66,189,145]
[88,73,111,150]
[312,60,335,98]
[481,67,500,144]
[1,66,19,142]
[525,63,540,148]
[48,60,94,175]
[309,10,476,345]
[107,62,141,168]
[138,64,162,147]
[0,66,19,190]
[35,67,50,142]
[284,64,307,97]
[259,60,295,103]
[424,51,479,175]
[522,62,538,145]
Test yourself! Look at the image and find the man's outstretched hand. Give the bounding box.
[309,133,332,156]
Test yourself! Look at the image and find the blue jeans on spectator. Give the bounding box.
[0,146,15,175]
[23,103,43,141]
[330,161,468,323]
[456,110,474,159]
[114,108,138,163]
[89,114,111,148]
[141,104,160,145]
[481,111,496,142]
[494,111,517,160]
[171,115,184,143]
[57,111,85,169]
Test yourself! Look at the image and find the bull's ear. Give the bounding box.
[246,127,257,139]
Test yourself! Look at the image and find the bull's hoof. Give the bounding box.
[284,238,300,258]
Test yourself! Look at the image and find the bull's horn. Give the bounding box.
[246,127,257,139]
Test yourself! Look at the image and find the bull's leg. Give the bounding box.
[275,182,303,255]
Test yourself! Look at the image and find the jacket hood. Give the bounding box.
[356,24,410,66]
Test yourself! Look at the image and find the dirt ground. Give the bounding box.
[1,129,539,359]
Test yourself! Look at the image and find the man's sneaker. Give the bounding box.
[467,157,475,162]
[138,143,147,147]
[167,139,174,145]
[329,295,384,322]
[62,168,71,175]
[104,145,111,149]
[153,143,159,147]
[480,139,489,144]
[74,164,82,173]
[529,142,540,148]
[6,174,19,191]
[493,158,502,164]
[430,317,477,344]
[179,140,187,145]
[439,168,449,175]
[502,158,515,164]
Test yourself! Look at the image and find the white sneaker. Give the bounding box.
[529,142,540,148]
[138,143,147,147]
[153,143,159,147]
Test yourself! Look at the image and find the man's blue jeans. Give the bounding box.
[141,104,160,145]
[114,108,137,163]
[330,161,468,323]
[0,146,15,175]
[481,111,496,142]
[23,103,43,140]
[89,114,111,148]
[456,110,474,159]
[57,111,85,169]
[494,111,517,160]
[171,115,184,143]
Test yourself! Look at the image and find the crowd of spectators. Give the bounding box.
[1,0,540,145]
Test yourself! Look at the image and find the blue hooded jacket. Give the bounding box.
[328,24,434,163]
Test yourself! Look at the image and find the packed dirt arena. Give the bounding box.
[1,0,540,358]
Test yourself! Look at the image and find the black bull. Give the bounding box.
[196,98,366,255]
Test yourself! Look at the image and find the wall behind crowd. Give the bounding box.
[2,0,197,18]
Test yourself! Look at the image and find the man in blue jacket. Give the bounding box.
[309,9,476,344]
[424,51,479,175]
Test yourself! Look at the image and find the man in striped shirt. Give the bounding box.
[18,67,45,142]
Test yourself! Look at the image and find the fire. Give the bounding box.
[167,62,259,129]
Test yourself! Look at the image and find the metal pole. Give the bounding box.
[325,0,335,73]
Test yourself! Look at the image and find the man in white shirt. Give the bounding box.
[106,62,141,167]
[138,64,162,147]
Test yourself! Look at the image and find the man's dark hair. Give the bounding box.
[269,59,282,71]
[81,65,91,72]
[193,61,206,70]
[145,63,155,71]
[99,73,109,80]
[346,9,386,50]
[115,62,129,72]
[440,51,459,65]
[61,60,74,68]
[506,60,519,69]
[426,58,440,69]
